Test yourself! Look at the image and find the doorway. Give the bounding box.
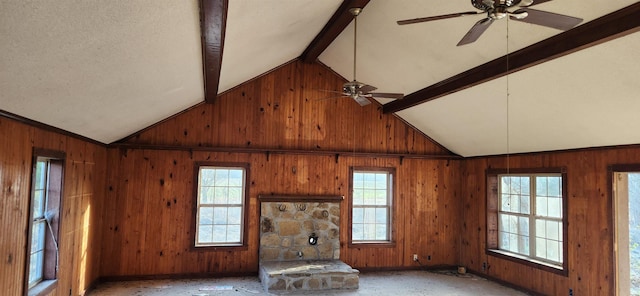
[613,171,640,295]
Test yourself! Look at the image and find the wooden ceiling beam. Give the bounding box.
[300,0,370,63]
[383,2,640,114]
[200,0,228,104]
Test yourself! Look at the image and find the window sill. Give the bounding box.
[191,244,248,252]
[28,279,57,296]
[348,241,396,248]
[486,249,567,276]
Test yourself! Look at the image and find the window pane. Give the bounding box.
[521,177,530,195]
[200,187,214,204]
[499,231,510,249]
[213,187,228,204]
[536,177,548,196]
[228,187,242,204]
[546,240,560,262]
[548,177,561,198]
[198,225,213,243]
[33,190,44,218]
[375,189,387,205]
[35,161,46,189]
[519,235,530,255]
[226,225,241,242]
[536,237,546,258]
[518,216,529,235]
[363,208,376,223]
[364,224,376,240]
[352,224,364,241]
[213,207,228,224]
[375,208,387,224]
[353,189,363,205]
[363,173,376,189]
[536,219,546,238]
[228,207,242,225]
[499,214,510,233]
[363,189,376,205]
[199,207,213,225]
[200,169,214,184]
[547,197,562,218]
[375,174,387,189]
[353,208,364,223]
[212,225,227,242]
[375,224,387,240]
[546,220,560,240]
[509,195,520,213]
[536,196,548,216]
[520,194,530,214]
[228,169,243,186]
[214,169,229,186]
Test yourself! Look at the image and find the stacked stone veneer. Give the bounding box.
[258,196,359,293]
[260,201,340,261]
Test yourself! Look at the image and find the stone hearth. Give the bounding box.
[259,260,359,292]
[258,195,359,293]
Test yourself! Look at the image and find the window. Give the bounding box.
[349,167,394,245]
[194,163,249,248]
[487,168,567,274]
[26,149,64,296]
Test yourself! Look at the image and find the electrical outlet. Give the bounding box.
[482,262,487,271]
[427,255,431,261]
[413,254,418,261]
[569,288,573,296]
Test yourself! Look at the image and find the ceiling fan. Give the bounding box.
[397,0,583,46]
[323,8,403,106]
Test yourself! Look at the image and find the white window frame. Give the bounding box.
[194,164,248,248]
[26,149,64,296]
[29,158,49,288]
[487,168,569,276]
[350,168,394,245]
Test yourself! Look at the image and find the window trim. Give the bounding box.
[486,167,568,276]
[190,162,250,251]
[348,166,396,248]
[24,148,65,296]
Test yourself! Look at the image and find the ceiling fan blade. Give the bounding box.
[397,11,482,25]
[457,18,494,46]
[368,92,404,99]
[353,95,372,106]
[359,84,377,94]
[510,8,582,30]
[519,0,553,7]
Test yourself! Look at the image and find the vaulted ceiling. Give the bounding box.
[1,0,639,157]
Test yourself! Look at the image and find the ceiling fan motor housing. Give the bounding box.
[472,0,521,10]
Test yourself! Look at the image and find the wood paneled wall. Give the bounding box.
[460,148,640,295]
[0,117,106,295]
[124,60,450,156]
[100,60,461,277]
[100,149,460,276]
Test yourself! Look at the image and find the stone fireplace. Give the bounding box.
[258,195,359,292]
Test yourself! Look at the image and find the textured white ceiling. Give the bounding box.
[1,0,639,156]
[318,0,640,156]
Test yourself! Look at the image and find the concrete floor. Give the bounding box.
[88,270,530,295]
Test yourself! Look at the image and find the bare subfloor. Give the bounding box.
[89,270,529,296]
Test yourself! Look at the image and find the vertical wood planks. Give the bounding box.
[0,117,106,296]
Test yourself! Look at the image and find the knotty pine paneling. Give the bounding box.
[100,148,461,277]
[0,116,106,296]
[124,60,451,156]
[459,147,640,295]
